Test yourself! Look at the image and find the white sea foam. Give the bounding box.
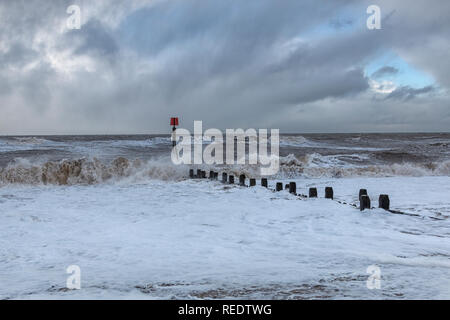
[279,136,387,151]
[0,153,449,186]
[277,154,450,178]
[1,135,449,299]
[0,176,449,299]
[0,137,59,152]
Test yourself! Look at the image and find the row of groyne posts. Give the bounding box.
[189,169,394,213]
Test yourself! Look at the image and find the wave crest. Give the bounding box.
[0,157,188,186]
[1,153,449,186]
[278,154,450,178]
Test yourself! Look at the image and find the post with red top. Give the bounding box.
[170,117,179,147]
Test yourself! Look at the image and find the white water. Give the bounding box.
[1,176,449,299]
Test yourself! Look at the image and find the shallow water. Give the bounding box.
[1,177,449,299]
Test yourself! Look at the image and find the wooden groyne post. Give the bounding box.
[309,187,318,198]
[360,195,371,211]
[379,194,390,210]
[261,178,268,188]
[289,182,296,195]
[359,189,367,198]
[325,187,333,199]
[239,174,246,186]
[276,182,283,192]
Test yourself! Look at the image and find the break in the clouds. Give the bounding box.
[0,0,449,134]
[372,66,399,79]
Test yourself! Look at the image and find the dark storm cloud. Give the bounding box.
[386,85,435,101]
[372,66,399,78]
[0,0,449,134]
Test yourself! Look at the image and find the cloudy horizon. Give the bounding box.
[1,0,449,135]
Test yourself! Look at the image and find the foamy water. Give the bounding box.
[0,133,449,185]
[0,134,449,299]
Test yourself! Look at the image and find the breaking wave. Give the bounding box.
[0,153,449,186]
[0,157,188,186]
[278,154,450,178]
[10,137,51,145]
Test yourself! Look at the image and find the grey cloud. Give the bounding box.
[374,0,450,88]
[371,66,399,78]
[69,19,119,58]
[0,0,449,134]
[385,85,435,101]
[0,43,38,67]
[329,18,354,29]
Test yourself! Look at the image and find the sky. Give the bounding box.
[0,0,449,134]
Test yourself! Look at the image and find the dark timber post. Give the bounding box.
[359,189,368,199]
[379,194,390,210]
[325,187,333,199]
[360,195,371,211]
[261,178,268,188]
[276,182,283,192]
[289,182,296,195]
[239,174,246,186]
[309,187,318,198]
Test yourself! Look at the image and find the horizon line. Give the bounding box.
[1,131,449,137]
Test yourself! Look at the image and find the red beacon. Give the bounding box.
[170,117,179,146]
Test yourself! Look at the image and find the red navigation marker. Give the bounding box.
[170,117,179,147]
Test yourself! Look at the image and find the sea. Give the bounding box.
[0,133,449,299]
